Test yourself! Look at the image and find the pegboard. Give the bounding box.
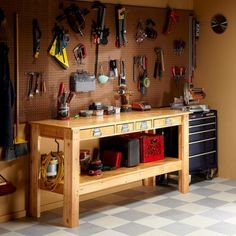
[1,0,191,123]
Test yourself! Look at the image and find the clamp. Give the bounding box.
[73,43,86,64]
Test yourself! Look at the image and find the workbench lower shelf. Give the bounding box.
[40,158,182,195]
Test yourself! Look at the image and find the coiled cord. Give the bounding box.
[41,151,64,191]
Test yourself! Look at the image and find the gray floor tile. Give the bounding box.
[0,228,10,234]
[227,188,236,194]
[207,222,236,235]
[201,209,236,221]
[64,223,105,236]
[158,209,193,221]
[160,222,198,235]
[220,180,236,187]
[80,211,107,222]
[154,198,188,208]
[3,177,236,236]
[191,187,219,196]
[194,197,228,208]
[0,233,24,236]
[113,209,149,221]
[16,224,60,236]
[113,222,153,236]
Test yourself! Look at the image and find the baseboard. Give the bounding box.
[0,210,26,223]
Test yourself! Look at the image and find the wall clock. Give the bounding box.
[211,14,228,34]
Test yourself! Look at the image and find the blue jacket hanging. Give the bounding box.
[0,42,15,148]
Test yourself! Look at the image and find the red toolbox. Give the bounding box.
[101,150,122,169]
[123,133,164,163]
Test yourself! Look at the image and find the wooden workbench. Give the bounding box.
[29,108,189,228]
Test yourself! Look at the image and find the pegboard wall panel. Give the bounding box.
[1,0,191,123]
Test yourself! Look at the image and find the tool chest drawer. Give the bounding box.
[190,151,217,173]
[189,129,216,142]
[189,138,216,156]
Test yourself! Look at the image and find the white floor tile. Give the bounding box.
[135,215,174,228]
[172,192,205,202]
[139,228,176,236]
[180,215,219,228]
[218,202,236,213]
[134,203,170,214]
[91,229,128,236]
[176,203,211,214]
[210,192,236,202]
[204,183,234,192]
[225,217,236,225]
[185,229,227,236]
[90,215,129,229]
[46,230,76,236]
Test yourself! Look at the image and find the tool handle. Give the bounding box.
[58,82,65,97]
[154,61,158,78]
[15,13,20,138]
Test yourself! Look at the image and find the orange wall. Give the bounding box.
[193,0,236,178]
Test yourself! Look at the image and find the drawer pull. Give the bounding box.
[93,128,102,137]
[165,118,172,126]
[140,121,148,129]
[121,124,129,133]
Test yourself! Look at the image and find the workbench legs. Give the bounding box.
[29,124,41,218]
[63,129,80,227]
[29,126,81,228]
[178,114,189,193]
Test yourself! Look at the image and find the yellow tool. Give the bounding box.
[49,36,69,69]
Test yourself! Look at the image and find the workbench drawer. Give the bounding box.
[116,122,134,134]
[80,125,115,140]
[135,120,152,131]
[154,116,181,128]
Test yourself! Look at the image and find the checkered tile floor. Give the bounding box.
[1,177,236,236]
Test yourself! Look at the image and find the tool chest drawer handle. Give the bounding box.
[140,121,148,129]
[121,124,129,133]
[165,118,172,126]
[93,128,102,137]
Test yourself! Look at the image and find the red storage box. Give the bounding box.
[122,133,164,163]
[139,134,164,163]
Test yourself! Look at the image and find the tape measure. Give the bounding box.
[143,77,150,88]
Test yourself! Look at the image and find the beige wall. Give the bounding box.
[193,0,236,178]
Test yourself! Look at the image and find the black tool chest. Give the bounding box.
[161,110,218,182]
[188,110,217,178]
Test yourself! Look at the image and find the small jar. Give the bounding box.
[58,103,70,120]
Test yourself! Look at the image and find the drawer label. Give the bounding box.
[121,124,129,133]
[165,118,172,126]
[140,121,148,129]
[93,128,102,137]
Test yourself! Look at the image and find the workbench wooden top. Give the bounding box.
[31,108,188,129]
[30,108,188,129]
